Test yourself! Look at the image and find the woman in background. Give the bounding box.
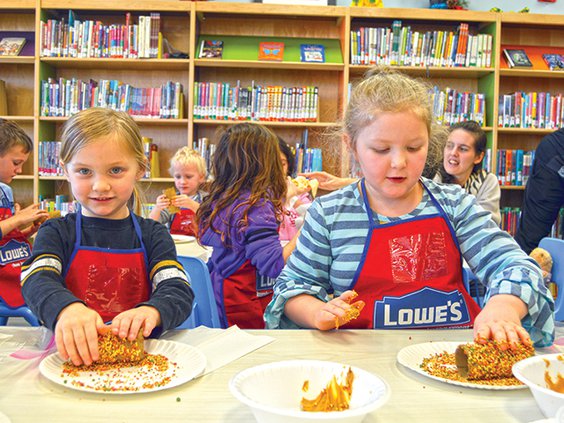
[436,120,501,225]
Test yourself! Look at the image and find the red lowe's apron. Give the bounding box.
[170,209,196,236]
[0,190,32,307]
[345,179,481,329]
[64,210,151,323]
[220,259,274,329]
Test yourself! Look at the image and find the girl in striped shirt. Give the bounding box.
[265,68,554,347]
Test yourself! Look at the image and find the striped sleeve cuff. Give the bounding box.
[21,254,62,285]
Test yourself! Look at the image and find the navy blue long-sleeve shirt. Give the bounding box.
[21,212,194,332]
[515,128,564,254]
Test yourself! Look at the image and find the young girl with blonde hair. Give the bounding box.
[22,108,194,366]
[266,68,554,348]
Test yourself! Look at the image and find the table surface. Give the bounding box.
[0,327,553,423]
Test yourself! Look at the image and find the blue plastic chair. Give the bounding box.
[0,297,40,326]
[539,237,564,321]
[462,267,484,309]
[176,255,221,329]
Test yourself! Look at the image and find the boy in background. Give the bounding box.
[0,118,48,308]
[149,147,207,236]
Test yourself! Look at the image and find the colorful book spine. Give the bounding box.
[497,91,564,129]
[191,81,319,122]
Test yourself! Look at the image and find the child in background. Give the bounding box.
[21,108,194,366]
[265,68,554,348]
[278,138,312,241]
[0,119,49,309]
[149,147,207,236]
[197,123,298,329]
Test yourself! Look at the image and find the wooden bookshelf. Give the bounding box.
[191,3,347,176]
[2,2,562,213]
[0,1,35,205]
[35,1,191,205]
[496,12,564,201]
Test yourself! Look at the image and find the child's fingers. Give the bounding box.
[498,324,531,349]
[474,325,493,345]
[142,322,155,338]
[84,324,100,362]
[475,322,510,348]
[127,316,145,341]
[314,301,347,330]
[72,327,94,366]
[54,326,69,361]
[97,324,111,335]
[111,315,132,339]
[339,290,359,304]
[62,329,85,366]
[516,326,533,346]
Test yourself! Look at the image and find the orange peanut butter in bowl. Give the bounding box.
[301,367,355,412]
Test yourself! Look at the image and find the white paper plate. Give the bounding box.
[39,339,206,394]
[171,235,196,244]
[397,341,526,391]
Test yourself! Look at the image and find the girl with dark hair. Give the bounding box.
[197,123,298,329]
[436,120,501,225]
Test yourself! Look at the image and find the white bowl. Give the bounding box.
[229,360,390,423]
[513,354,564,418]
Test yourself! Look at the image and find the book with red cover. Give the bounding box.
[258,41,284,61]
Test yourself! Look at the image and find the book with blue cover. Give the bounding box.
[542,53,564,71]
[300,44,325,63]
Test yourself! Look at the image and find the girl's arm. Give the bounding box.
[284,290,359,330]
[265,200,337,329]
[243,201,286,279]
[473,294,531,347]
[21,222,83,330]
[136,219,194,332]
[20,221,103,366]
[298,171,356,191]
[440,182,554,346]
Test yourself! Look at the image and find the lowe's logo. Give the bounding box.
[374,287,470,328]
[0,239,31,266]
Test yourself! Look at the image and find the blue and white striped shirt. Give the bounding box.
[265,178,554,347]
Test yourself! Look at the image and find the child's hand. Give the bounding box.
[313,290,361,330]
[172,195,199,212]
[298,171,353,191]
[473,294,532,349]
[55,302,105,366]
[286,177,300,200]
[154,194,171,211]
[111,305,161,341]
[14,203,49,228]
[286,176,311,201]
